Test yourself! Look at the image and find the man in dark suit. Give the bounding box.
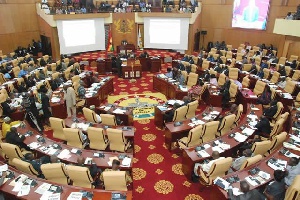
[163,103,181,123]
[1,100,16,118]
[6,127,30,151]
[254,115,271,138]
[263,101,278,118]
[264,170,286,200]
[228,181,265,200]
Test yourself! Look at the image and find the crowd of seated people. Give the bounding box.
[285,4,300,20]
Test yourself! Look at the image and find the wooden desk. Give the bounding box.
[96,106,134,126]
[0,161,132,200]
[182,104,262,180]
[153,76,187,99]
[150,58,161,73]
[64,117,135,138]
[154,106,165,129]
[17,122,133,171]
[139,57,150,71]
[122,64,142,79]
[203,85,222,107]
[117,44,135,55]
[165,107,222,151]
[95,59,112,74]
[237,89,258,114]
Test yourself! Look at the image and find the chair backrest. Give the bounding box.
[270,71,280,83]
[1,143,24,164]
[192,56,198,64]
[207,157,233,181]
[284,80,296,94]
[285,66,292,77]
[234,104,243,125]
[0,73,6,84]
[279,112,289,124]
[100,114,117,126]
[263,68,270,79]
[270,118,285,139]
[173,106,188,122]
[181,70,188,83]
[63,128,84,148]
[292,70,300,81]
[103,171,127,191]
[229,83,238,99]
[71,75,80,84]
[202,60,210,70]
[269,132,287,153]
[270,87,276,101]
[106,128,128,152]
[11,158,39,176]
[285,175,300,200]
[41,163,69,185]
[289,55,298,62]
[201,121,219,143]
[255,57,261,65]
[253,80,266,96]
[227,45,232,51]
[191,64,198,73]
[251,140,272,156]
[12,66,20,77]
[229,68,238,80]
[236,53,243,61]
[218,114,236,136]
[242,76,250,88]
[185,100,198,119]
[278,57,287,65]
[185,125,202,147]
[67,165,94,188]
[187,72,198,87]
[83,107,98,123]
[87,127,108,151]
[49,117,66,140]
[242,64,252,72]
[273,102,284,120]
[240,155,263,170]
[218,73,226,86]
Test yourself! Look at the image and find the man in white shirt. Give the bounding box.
[194,151,225,175]
[285,157,300,186]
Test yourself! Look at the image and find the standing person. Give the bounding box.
[63,84,76,118]
[22,92,44,133]
[40,86,52,125]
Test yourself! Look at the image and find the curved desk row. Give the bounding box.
[182,104,262,180]
[0,161,132,200]
[17,122,133,171]
[153,76,187,99]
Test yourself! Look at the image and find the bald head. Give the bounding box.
[243,149,252,157]
[212,151,220,159]
[240,181,250,193]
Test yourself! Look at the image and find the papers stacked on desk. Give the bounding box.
[282,93,293,99]
[245,176,265,186]
[258,171,271,180]
[234,132,248,142]
[179,85,188,92]
[35,183,52,195]
[71,123,89,131]
[121,157,132,167]
[28,142,41,149]
[268,159,287,171]
[167,100,184,105]
[67,192,83,200]
[213,177,230,190]
[242,128,255,136]
[157,106,168,111]
[58,149,71,159]
[188,120,205,127]
[51,97,61,103]
[247,114,258,121]
[197,150,210,158]
[40,191,60,200]
[157,74,167,79]
[84,157,93,165]
[0,164,8,172]
[17,185,30,197]
[210,111,220,115]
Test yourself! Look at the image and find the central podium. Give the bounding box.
[122,59,142,79]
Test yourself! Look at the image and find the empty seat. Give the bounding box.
[268,132,287,154]
[186,73,198,89]
[270,71,280,84]
[102,171,127,191]
[173,106,188,122]
[228,68,239,80]
[100,114,117,126]
[63,128,86,149]
[253,80,266,96]
[49,117,66,140]
[106,128,131,152]
[234,104,243,126]
[218,73,226,86]
[178,125,202,149]
[201,121,219,143]
[239,155,263,170]
[41,163,69,185]
[229,83,238,103]
[242,76,250,88]
[284,80,296,94]
[217,114,236,137]
[83,107,99,123]
[185,100,198,119]
[67,165,94,188]
[87,127,109,151]
[251,140,272,156]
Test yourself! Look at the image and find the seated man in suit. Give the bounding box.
[165,67,173,78]
[257,58,268,78]
[182,96,191,106]
[1,99,16,118]
[163,103,181,124]
[263,100,278,118]
[228,180,265,200]
[229,149,253,173]
[100,159,132,185]
[6,127,31,151]
[2,117,20,139]
[264,170,286,200]
[194,151,225,175]
[254,115,271,138]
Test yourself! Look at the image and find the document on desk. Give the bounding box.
[28,142,41,149]
[40,191,61,200]
[213,177,230,190]
[197,150,210,158]
[210,111,220,115]
[121,157,132,167]
[12,181,24,192]
[258,171,271,180]
[242,127,255,136]
[35,183,52,195]
[0,164,8,172]
[245,176,259,186]
[157,106,168,111]
[51,97,61,103]
[212,146,224,153]
[234,132,248,142]
[283,93,293,99]
[17,184,30,197]
[113,108,126,114]
[268,160,287,171]
[58,149,71,159]
[67,192,83,200]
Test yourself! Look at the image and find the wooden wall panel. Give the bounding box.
[0,2,39,54]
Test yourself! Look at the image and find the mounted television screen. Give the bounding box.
[232,0,271,30]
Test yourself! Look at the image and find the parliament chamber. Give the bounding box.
[0,0,300,199]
